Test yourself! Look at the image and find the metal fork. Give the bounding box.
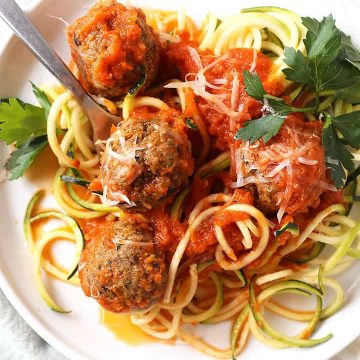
[0,0,120,142]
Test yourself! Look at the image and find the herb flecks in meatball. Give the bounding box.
[67,1,159,99]
[100,116,194,211]
[79,218,167,313]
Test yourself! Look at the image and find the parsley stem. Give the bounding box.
[346,165,360,186]
[315,88,320,113]
[323,114,332,128]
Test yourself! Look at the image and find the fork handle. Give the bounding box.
[0,0,95,108]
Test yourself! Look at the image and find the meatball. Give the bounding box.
[234,115,330,216]
[79,218,167,313]
[67,1,159,99]
[100,116,194,211]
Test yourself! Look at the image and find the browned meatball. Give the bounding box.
[79,218,167,313]
[100,116,194,211]
[235,115,329,216]
[67,1,159,100]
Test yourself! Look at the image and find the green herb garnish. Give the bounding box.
[5,135,48,180]
[274,223,299,237]
[237,15,360,188]
[0,85,51,179]
[322,114,355,188]
[185,117,198,130]
[235,71,312,143]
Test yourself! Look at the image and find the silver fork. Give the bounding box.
[0,0,120,142]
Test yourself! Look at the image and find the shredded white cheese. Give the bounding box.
[165,48,244,118]
[277,164,293,223]
[158,32,180,43]
[298,157,318,165]
[249,49,258,74]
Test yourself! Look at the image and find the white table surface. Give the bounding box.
[0,0,359,359]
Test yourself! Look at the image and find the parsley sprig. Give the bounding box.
[235,71,313,143]
[235,14,360,189]
[284,15,359,109]
[0,84,51,180]
[322,114,355,188]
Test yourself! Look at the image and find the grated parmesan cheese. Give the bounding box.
[165,48,245,118]
[249,49,258,74]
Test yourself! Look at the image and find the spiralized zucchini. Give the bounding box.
[24,190,84,312]
[19,5,360,359]
[182,272,224,323]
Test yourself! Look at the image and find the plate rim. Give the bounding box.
[0,3,86,359]
[0,1,359,360]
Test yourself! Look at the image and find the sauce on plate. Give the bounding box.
[25,145,58,187]
[100,309,154,345]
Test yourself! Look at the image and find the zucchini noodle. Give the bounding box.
[20,5,360,360]
[24,190,83,312]
[144,8,197,40]
[215,204,270,270]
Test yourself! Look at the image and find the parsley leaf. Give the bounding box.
[303,15,341,65]
[322,115,354,189]
[236,71,292,143]
[5,135,48,180]
[332,111,360,148]
[283,15,360,108]
[243,70,314,114]
[341,32,360,71]
[31,83,51,118]
[243,70,266,100]
[336,80,360,103]
[281,14,360,188]
[321,54,360,90]
[235,114,285,144]
[301,17,321,34]
[239,16,360,189]
[284,15,342,92]
[0,84,51,180]
[0,98,47,146]
[263,95,296,114]
[237,71,314,144]
[282,47,313,85]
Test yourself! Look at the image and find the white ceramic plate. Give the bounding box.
[1,0,360,359]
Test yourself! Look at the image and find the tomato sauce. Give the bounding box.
[187,216,217,256]
[149,207,186,254]
[81,213,149,248]
[71,16,339,270]
[231,114,331,216]
[166,45,283,149]
[316,189,345,212]
[148,187,257,258]
[270,115,329,215]
[213,189,254,227]
[71,3,146,88]
[185,176,213,214]
[81,218,116,249]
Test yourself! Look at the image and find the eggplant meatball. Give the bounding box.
[67,1,159,99]
[100,116,194,211]
[235,115,329,216]
[79,218,167,313]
